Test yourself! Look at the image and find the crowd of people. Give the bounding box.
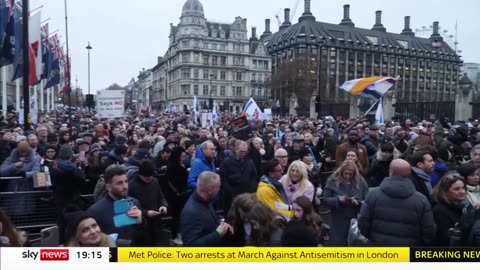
[0,110,479,247]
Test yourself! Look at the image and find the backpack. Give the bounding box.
[448,206,480,246]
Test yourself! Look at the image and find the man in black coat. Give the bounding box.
[408,151,435,203]
[128,161,169,246]
[219,140,257,214]
[358,159,436,246]
[180,171,233,246]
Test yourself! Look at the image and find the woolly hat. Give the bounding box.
[89,143,102,154]
[58,144,74,160]
[17,141,31,155]
[63,207,95,245]
[139,161,156,177]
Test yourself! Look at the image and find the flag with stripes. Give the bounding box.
[340,76,398,101]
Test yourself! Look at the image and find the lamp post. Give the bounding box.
[209,73,214,111]
[86,42,92,95]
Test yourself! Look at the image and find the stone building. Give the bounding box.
[261,0,464,121]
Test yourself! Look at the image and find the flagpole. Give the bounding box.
[46,87,50,112]
[15,79,20,112]
[40,80,44,111]
[22,0,30,130]
[1,67,6,118]
[64,0,71,119]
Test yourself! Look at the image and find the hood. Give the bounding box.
[108,150,124,163]
[10,148,35,163]
[380,176,416,198]
[56,159,77,171]
[375,148,401,161]
[127,157,140,167]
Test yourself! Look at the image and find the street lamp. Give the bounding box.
[86,42,92,95]
[209,73,214,111]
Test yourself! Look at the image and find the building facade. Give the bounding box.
[143,0,271,113]
[262,0,464,121]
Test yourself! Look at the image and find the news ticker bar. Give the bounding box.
[108,247,480,263]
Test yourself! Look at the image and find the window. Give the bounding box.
[236,72,242,81]
[234,86,243,96]
[193,69,199,79]
[212,56,218,66]
[264,61,269,70]
[212,43,217,50]
[194,52,200,63]
[203,69,210,79]
[181,85,190,95]
[194,85,199,95]
[211,70,218,80]
[203,54,209,65]
[211,85,217,96]
[220,56,227,66]
[194,40,199,48]
[253,60,257,69]
[182,40,189,48]
[203,85,209,96]
[252,73,256,82]
[220,86,226,96]
[203,42,209,49]
[220,44,226,51]
[181,52,189,62]
[181,68,190,79]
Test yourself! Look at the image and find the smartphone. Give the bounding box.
[79,151,86,161]
[113,199,137,228]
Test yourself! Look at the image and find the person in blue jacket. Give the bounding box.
[187,140,216,189]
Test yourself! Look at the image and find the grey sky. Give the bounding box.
[30,0,480,93]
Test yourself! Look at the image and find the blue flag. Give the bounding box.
[0,2,14,68]
[12,2,23,81]
[0,0,12,49]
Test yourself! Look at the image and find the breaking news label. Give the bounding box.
[1,247,479,270]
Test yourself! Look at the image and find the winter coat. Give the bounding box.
[0,149,40,192]
[432,200,465,246]
[358,176,436,246]
[323,178,369,246]
[219,154,258,213]
[50,159,86,209]
[180,192,224,246]
[366,149,400,187]
[335,142,369,172]
[128,175,168,212]
[187,147,216,189]
[102,150,126,171]
[466,184,480,207]
[256,176,293,219]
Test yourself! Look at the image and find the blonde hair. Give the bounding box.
[282,161,310,197]
[328,160,361,187]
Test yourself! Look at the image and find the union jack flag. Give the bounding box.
[50,34,61,60]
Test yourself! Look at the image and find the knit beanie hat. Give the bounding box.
[17,141,31,156]
[89,143,102,154]
[63,207,95,244]
[58,144,74,160]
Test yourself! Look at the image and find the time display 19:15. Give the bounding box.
[77,251,103,259]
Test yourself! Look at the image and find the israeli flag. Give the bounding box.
[375,98,385,124]
[193,96,199,122]
[212,103,218,121]
[243,97,262,120]
[127,79,135,91]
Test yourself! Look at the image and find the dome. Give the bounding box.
[182,0,204,17]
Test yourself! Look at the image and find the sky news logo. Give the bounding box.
[22,249,69,261]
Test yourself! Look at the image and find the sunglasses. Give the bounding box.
[444,173,463,182]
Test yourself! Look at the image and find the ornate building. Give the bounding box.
[145,0,271,113]
[261,0,464,120]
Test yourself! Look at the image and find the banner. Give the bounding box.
[96,90,125,119]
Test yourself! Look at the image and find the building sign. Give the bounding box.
[96,90,125,119]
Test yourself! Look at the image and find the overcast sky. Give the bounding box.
[30,0,480,93]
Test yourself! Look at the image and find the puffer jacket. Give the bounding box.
[0,149,40,192]
[187,147,216,189]
[358,176,436,246]
[256,176,293,219]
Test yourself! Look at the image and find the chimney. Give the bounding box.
[280,8,292,30]
[261,19,272,39]
[251,27,257,39]
[339,4,355,27]
[242,18,247,30]
[372,10,386,32]
[429,21,443,41]
[299,0,316,22]
[401,16,414,36]
[284,8,291,24]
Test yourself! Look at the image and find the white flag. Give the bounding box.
[243,97,262,120]
[375,98,384,124]
[212,103,218,121]
[29,12,42,83]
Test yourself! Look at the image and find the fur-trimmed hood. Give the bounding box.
[375,148,401,161]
